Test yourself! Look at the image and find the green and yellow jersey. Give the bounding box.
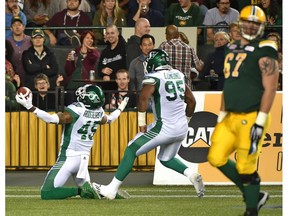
[223,39,278,113]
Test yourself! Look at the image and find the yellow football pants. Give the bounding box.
[208,111,271,174]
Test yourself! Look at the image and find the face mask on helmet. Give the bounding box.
[144,49,171,74]
[238,5,266,41]
[76,85,105,109]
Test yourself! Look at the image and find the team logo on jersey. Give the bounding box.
[178,111,217,163]
[244,46,255,52]
[228,44,237,50]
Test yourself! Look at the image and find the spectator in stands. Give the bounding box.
[178,31,200,80]
[57,0,92,12]
[126,18,150,68]
[23,0,52,36]
[6,78,19,112]
[104,69,137,110]
[92,0,127,45]
[127,0,164,27]
[5,0,27,39]
[7,17,31,87]
[260,0,282,26]
[165,0,203,35]
[193,0,209,17]
[203,0,239,44]
[159,25,204,90]
[6,40,20,112]
[267,32,282,90]
[228,21,241,42]
[33,73,63,111]
[201,31,230,90]
[22,29,59,90]
[44,0,92,46]
[128,0,165,14]
[64,30,100,91]
[128,34,155,92]
[98,24,127,83]
[6,40,21,89]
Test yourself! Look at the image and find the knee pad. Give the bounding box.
[239,172,261,185]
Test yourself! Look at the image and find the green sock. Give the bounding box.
[243,184,260,209]
[115,147,136,181]
[218,160,244,193]
[160,158,188,174]
[41,187,78,200]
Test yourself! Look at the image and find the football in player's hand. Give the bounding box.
[17,87,32,99]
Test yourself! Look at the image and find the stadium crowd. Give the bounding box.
[5,0,283,111]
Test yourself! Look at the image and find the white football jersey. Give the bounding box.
[142,68,188,136]
[58,102,104,157]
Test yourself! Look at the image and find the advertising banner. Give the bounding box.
[153,92,282,185]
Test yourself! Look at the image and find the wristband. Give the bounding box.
[255,111,268,127]
[186,116,192,123]
[138,112,146,127]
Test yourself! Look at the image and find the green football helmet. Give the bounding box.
[76,84,105,109]
[144,49,171,73]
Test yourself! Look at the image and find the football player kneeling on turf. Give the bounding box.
[16,84,129,200]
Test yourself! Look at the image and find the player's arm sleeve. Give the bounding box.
[104,109,122,124]
[33,108,60,124]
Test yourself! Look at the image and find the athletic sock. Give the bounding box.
[218,159,244,193]
[243,184,260,209]
[115,147,136,181]
[160,157,188,174]
[184,168,197,178]
[107,177,123,193]
[41,187,78,200]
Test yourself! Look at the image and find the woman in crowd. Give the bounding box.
[201,31,230,90]
[92,0,127,44]
[64,30,100,99]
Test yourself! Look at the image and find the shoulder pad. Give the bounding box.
[142,77,156,85]
[259,40,278,51]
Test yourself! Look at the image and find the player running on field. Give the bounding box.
[93,49,205,199]
[16,84,129,200]
[207,5,279,216]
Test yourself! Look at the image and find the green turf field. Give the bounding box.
[6,185,282,216]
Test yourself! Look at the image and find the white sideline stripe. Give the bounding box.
[5,189,283,193]
[6,194,282,198]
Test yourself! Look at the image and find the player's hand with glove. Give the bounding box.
[249,112,267,155]
[118,97,129,111]
[15,93,33,110]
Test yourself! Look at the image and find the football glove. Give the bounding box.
[249,123,264,155]
[118,97,129,111]
[15,92,33,110]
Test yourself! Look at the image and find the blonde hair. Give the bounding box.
[214,31,230,43]
[99,0,121,26]
[229,22,239,30]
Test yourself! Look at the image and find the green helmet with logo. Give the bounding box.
[76,84,105,109]
[144,49,171,73]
